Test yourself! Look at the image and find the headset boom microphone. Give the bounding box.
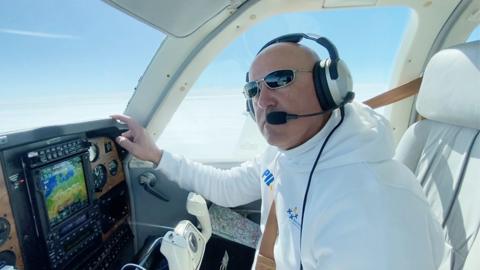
[266,92,354,125]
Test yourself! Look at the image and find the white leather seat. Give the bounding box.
[395,40,480,270]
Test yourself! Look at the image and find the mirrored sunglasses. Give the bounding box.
[243,69,311,99]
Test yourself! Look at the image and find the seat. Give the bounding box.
[394,40,480,270]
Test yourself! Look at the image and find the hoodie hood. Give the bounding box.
[278,101,395,170]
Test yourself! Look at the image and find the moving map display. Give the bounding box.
[39,156,88,227]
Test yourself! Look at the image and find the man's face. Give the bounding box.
[248,43,330,150]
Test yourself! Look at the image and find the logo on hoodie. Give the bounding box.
[287,207,301,229]
[262,169,275,191]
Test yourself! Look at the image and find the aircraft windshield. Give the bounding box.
[0,0,164,133]
[159,7,412,162]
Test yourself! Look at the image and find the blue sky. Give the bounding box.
[194,7,411,93]
[1,2,410,99]
[1,2,479,99]
[0,0,164,98]
[1,1,478,137]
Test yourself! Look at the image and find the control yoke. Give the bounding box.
[160,192,212,270]
[186,193,212,241]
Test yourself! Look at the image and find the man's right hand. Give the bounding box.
[111,114,163,166]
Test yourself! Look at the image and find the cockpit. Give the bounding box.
[1,0,479,269]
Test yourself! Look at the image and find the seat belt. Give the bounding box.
[363,77,422,109]
[255,200,277,270]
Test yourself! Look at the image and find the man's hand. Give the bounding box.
[111,114,163,165]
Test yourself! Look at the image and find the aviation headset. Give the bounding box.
[245,33,354,119]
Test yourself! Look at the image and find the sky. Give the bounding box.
[0,0,164,133]
[1,2,409,100]
[0,0,164,98]
[194,7,412,94]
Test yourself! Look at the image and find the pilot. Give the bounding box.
[113,34,444,269]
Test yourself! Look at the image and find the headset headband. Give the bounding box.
[256,33,340,79]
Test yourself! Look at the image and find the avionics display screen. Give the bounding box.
[38,156,88,227]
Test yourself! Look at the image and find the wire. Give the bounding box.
[120,263,147,270]
[299,106,346,270]
[121,236,164,270]
[219,250,229,270]
[137,236,164,266]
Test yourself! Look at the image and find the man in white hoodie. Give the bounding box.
[113,35,444,269]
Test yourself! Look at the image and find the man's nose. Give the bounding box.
[256,83,277,109]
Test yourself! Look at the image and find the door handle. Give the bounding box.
[139,172,170,202]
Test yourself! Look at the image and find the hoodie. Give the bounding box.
[157,101,444,269]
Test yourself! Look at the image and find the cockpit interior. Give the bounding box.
[1,0,479,269]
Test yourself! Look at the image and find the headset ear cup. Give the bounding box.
[331,59,353,103]
[313,61,336,111]
[246,99,255,120]
[313,62,327,110]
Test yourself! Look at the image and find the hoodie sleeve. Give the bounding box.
[156,151,261,207]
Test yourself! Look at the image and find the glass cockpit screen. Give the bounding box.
[39,156,88,227]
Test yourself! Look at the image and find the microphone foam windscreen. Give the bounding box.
[267,111,288,125]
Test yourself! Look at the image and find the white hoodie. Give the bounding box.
[157,101,444,270]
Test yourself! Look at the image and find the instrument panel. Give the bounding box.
[89,137,125,197]
[0,164,23,268]
[0,120,132,270]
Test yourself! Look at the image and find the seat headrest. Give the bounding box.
[416,40,480,129]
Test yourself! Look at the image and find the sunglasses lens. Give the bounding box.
[243,70,296,99]
[264,70,294,88]
[244,82,259,98]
